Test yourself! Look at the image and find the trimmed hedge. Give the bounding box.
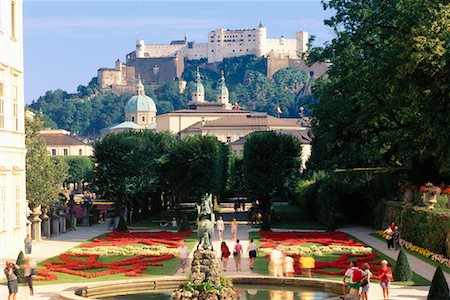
[427,266,450,300]
[393,249,413,281]
[401,207,450,254]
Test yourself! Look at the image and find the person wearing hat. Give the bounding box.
[378,260,392,300]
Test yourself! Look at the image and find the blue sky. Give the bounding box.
[23,1,333,103]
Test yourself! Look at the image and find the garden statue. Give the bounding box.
[196,193,215,250]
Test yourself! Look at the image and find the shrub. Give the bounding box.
[427,266,450,300]
[393,249,413,281]
[116,215,128,231]
[180,214,190,231]
[401,207,450,254]
[15,251,26,283]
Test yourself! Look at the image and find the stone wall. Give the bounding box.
[127,56,184,84]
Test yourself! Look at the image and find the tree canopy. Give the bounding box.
[25,115,68,208]
[243,131,301,229]
[308,0,450,177]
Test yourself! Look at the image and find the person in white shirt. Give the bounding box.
[177,240,189,273]
[172,217,178,228]
[269,246,284,277]
[216,216,225,241]
[343,260,366,300]
[247,239,257,270]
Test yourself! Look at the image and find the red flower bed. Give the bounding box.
[259,230,386,278]
[34,230,192,281]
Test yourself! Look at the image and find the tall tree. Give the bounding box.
[309,1,450,175]
[25,115,68,208]
[243,132,301,229]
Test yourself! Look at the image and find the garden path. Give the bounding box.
[341,226,450,283]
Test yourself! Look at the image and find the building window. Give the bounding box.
[226,136,231,143]
[63,149,68,156]
[12,75,18,131]
[78,149,82,156]
[51,149,56,156]
[0,82,4,129]
[131,116,135,122]
[14,174,20,228]
[11,1,16,39]
[142,116,145,122]
[0,175,6,231]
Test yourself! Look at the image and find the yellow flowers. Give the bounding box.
[375,231,450,267]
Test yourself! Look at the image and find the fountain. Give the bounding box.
[172,194,236,300]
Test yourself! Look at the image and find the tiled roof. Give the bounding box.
[164,108,250,114]
[39,133,89,146]
[201,114,301,128]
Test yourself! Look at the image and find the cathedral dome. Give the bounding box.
[124,78,157,113]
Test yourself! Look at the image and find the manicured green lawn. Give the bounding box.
[128,208,196,230]
[249,231,430,286]
[370,233,450,274]
[254,205,325,230]
[31,232,197,285]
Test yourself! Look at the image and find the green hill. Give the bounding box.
[28,55,314,138]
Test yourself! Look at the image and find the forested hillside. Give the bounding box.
[29,55,314,137]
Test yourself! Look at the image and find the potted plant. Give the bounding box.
[419,182,441,209]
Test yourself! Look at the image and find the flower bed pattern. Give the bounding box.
[258,230,384,277]
[35,230,192,281]
[375,230,450,267]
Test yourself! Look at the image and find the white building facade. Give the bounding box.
[134,24,308,64]
[0,0,27,261]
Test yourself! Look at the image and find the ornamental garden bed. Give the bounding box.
[33,230,196,284]
[371,232,450,274]
[250,230,430,286]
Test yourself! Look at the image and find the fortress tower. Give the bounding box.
[255,22,267,57]
[136,40,145,58]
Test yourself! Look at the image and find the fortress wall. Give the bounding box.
[266,39,298,58]
[127,57,184,84]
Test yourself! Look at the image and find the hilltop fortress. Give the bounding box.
[98,24,327,93]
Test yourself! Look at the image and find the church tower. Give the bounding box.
[216,71,232,110]
[191,67,205,103]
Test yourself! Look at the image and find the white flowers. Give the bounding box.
[260,245,373,256]
[68,245,177,256]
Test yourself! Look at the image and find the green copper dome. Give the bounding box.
[194,68,204,94]
[216,71,229,96]
[125,77,157,113]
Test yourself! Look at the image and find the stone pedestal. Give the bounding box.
[31,206,42,242]
[52,212,60,235]
[172,250,235,300]
[82,203,90,226]
[41,213,51,238]
[59,206,67,233]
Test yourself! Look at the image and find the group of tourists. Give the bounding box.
[219,239,257,272]
[268,245,316,278]
[4,234,37,300]
[343,260,392,300]
[384,222,400,250]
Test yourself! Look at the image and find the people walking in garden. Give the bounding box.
[24,233,32,255]
[343,260,365,300]
[247,239,257,270]
[378,260,392,300]
[177,240,188,274]
[4,261,20,300]
[384,225,394,250]
[233,239,243,271]
[230,218,238,241]
[269,245,284,277]
[360,263,371,300]
[283,255,295,277]
[392,226,400,250]
[221,241,230,271]
[216,215,224,241]
[23,256,37,296]
[299,255,315,278]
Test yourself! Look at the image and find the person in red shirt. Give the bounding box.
[220,241,230,271]
[378,260,393,300]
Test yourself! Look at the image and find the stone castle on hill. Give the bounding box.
[97,24,328,93]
